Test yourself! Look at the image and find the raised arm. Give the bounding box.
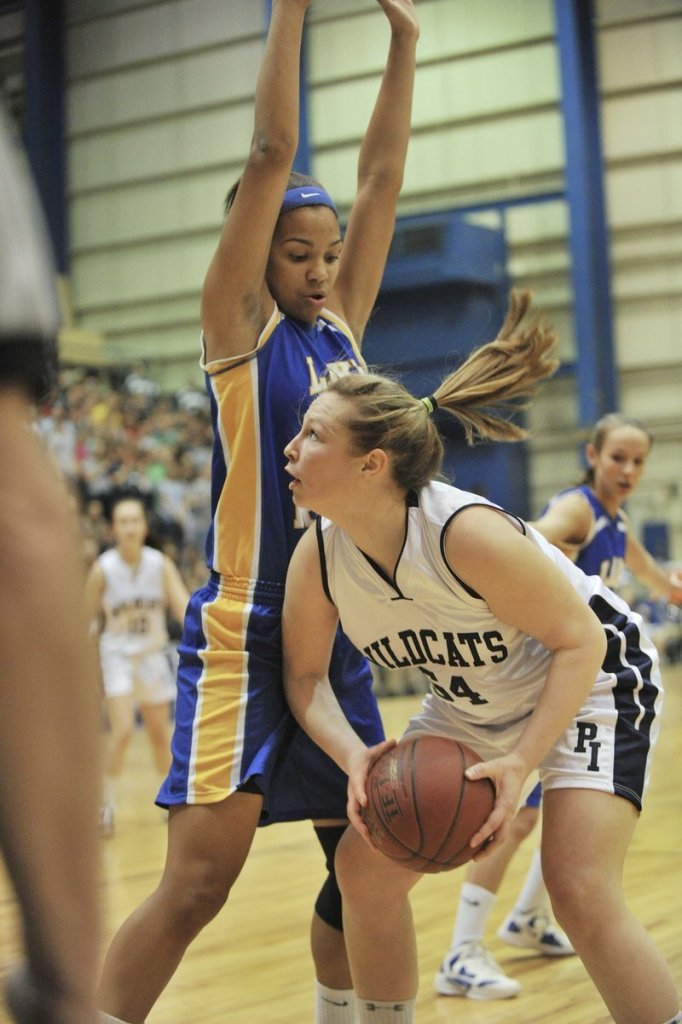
[201,0,311,361]
[330,0,419,343]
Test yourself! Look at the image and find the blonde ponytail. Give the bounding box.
[432,288,559,444]
[327,289,559,495]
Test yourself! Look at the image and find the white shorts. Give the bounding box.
[100,648,176,705]
[404,651,664,813]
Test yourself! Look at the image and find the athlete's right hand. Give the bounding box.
[465,749,529,857]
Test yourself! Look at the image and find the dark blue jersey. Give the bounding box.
[202,304,364,585]
[542,485,627,588]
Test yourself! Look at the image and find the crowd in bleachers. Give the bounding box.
[38,364,213,593]
[37,364,682,675]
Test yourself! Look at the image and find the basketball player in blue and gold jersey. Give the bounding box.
[534,413,682,598]
[97,3,419,1023]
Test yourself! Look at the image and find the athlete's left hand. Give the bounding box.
[464,750,529,859]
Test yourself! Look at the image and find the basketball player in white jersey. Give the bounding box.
[281,291,681,1024]
[0,100,101,1024]
[86,495,189,835]
[436,412,682,1001]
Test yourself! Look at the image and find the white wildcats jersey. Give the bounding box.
[317,481,654,734]
[99,546,169,658]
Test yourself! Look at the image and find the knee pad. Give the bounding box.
[313,824,346,931]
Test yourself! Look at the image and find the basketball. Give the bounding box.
[360,735,495,873]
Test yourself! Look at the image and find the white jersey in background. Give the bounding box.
[98,546,170,659]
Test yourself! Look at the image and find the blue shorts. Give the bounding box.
[524,781,542,809]
[157,572,384,823]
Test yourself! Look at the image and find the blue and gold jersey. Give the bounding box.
[542,485,627,588]
[202,305,365,585]
[160,305,380,815]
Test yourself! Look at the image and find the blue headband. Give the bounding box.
[281,185,338,216]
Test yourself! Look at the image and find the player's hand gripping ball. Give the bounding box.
[360,735,495,873]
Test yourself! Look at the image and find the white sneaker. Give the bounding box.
[434,941,522,1000]
[497,910,575,956]
[98,801,115,838]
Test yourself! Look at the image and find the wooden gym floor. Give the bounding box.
[1,664,681,1023]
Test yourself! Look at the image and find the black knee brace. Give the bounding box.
[313,824,347,932]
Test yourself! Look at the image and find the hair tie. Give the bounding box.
[420,395,438,415]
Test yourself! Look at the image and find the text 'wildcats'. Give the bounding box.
[363,629,508,671]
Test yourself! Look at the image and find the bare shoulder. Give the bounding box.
[444,504,524,571]
[531,489,594,547]
[288,522,321,575]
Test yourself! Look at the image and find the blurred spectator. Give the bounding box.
[123,360,161,405]
[37,400,78,481]
[80,497,112,568]
[176,385,209,415]
[182,455,212,551]
[153,449,189,546]
[41,367,213,593]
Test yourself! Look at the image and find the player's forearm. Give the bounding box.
[285,672,365,772]
[626,539,673,599]
[251,0,309,163]
[357,29,418,191]
[513,640,606,773]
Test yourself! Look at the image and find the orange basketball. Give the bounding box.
[360,735,495,873]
